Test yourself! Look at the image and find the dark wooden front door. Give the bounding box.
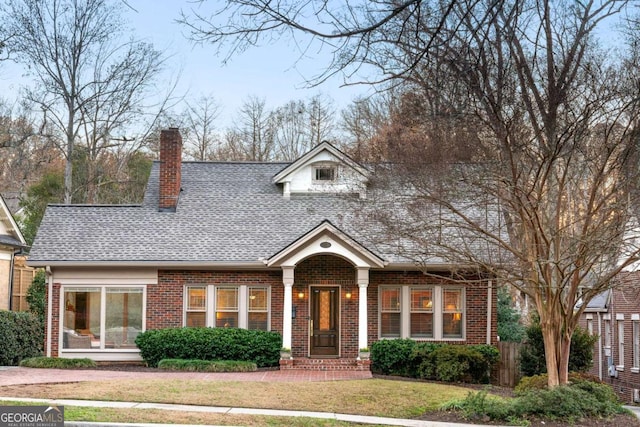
[310,286,339,356]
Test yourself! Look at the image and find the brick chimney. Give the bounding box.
[159,128,182,212]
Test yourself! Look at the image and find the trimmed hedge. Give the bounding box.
[158,359,257,372]
[0,310,43,365]
[20,357,96,369]
[371,339,498,383]
[135,327,282,367]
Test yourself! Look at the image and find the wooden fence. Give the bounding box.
[497,341,522,387]
[11,256,38,311]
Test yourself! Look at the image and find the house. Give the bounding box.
[579,271,640,402]
[28,128,498,368]
[0,193,27,310]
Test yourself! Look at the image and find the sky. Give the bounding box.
[125,1,371,128]
[0,0,371,131]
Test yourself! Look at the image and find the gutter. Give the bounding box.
[46,266,52,358]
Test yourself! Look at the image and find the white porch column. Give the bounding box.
[357,267,369,350]
[282,266,294,350]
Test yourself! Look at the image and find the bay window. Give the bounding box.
[410,288,433,338]
[216,287,239,328]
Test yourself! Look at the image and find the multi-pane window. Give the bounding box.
[248,287,269,330]
[380,287,401,337]
[184,285,270,330]
[216,287,239,328]
[633,320,640,370]
[62,286,144,350]
[410,288,433,338]
[186,286,206,327]
[379,286,465,340]
[618,320,625,367]
[314,166,336,181]
[443,289,464,338]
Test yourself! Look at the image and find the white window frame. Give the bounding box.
[183,285,271,331]
[379,286,402,338]
[409,287,434,338]
[617,316,625,370]
[313,163,338,182]
[379,285,465,341]
[633,317,640,373]
[247,287,270,331]
[185,285,207,327]
[60,284,146,352]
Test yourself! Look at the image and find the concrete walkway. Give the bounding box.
[0,396,502,427]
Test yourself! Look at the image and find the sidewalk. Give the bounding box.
[0,396,504,427]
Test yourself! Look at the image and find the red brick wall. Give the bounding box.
[46,283,61,357]
[293,255,359,358]
[369,271,498,345]
[580,271,640,403]
[159,128,182,211]
[151,270,283,330]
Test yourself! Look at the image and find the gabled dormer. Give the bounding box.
[272,141,369,198]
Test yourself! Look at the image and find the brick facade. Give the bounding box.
[158,128,182,211]
[47,255,497,360]
[579,271,640,403]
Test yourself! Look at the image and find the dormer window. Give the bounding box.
[314,165,337,182]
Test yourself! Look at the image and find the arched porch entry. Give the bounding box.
[266,221,385,362]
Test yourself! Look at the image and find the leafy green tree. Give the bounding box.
[26,269,46,326]
[497,287,525,342]
[520,316,597,377]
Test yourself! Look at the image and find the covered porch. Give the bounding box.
[266,222,385,370]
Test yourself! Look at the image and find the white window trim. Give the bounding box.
[312,163,338,183]
[60,284,146,353]
[379,285,465,341]
[633,319,640,372]
[617,319,625,370]
[184,285,271,331]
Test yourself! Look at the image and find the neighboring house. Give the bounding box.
[28,128,497,368]
[579,272,640,403]
[0,193,27,310]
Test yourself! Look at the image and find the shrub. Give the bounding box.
[20,357,96,368]
[0,311,43,365]
[158,359,257,372]
[446,379,624,423]
[519,316,597,376]
[515,372,607,395]
[135,327,282,367]
[413,344,498,383]
[370,339,416,375]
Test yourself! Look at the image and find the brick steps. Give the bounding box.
[280,357,371,371]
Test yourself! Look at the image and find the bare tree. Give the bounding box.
[340,94,392,162]
[181,94,221,161]
[181,0,640,387]
[229,96,276,161]
[3,0,165,203]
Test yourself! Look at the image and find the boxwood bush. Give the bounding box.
[371,339,498,383]
[0,310,43,365]
[135,327,282,367]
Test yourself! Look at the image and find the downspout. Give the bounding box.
[45,266,53,357]
[486,280,493,344]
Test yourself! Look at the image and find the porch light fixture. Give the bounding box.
[345,290,352,299]
[298,291,305,299]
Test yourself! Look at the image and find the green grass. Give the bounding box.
[157,359,257,372]
[19,357,97,369]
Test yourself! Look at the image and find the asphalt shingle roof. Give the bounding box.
[29,161,395,265]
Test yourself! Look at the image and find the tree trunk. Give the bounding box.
[540,312,573,387]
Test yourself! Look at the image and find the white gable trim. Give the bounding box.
[272,141,369,185]
[266,221,385,268]
[0,194,26,246]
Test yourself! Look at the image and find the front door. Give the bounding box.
[310,286,339,356]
